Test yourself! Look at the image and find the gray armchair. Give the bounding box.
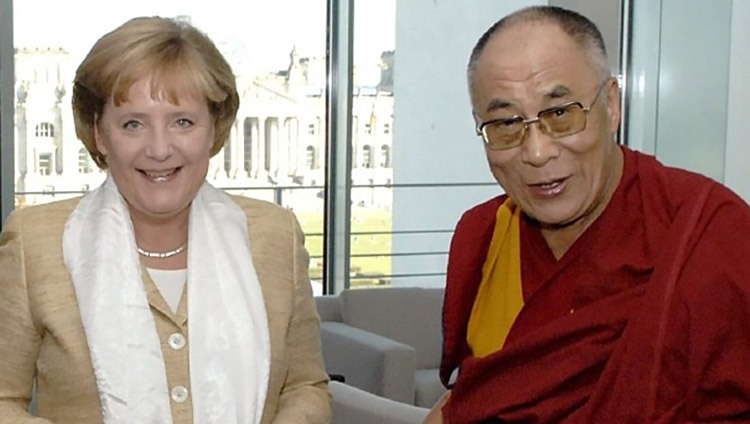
[316,287,447,408]
[331,380,429,424]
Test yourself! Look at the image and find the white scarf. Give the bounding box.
[63,175,270,423]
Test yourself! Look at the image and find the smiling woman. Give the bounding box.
[0,16,331,424]
[93,78,216,245]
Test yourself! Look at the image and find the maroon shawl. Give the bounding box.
[441,147,750,423]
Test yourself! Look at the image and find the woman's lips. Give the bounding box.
[139,167,181,183]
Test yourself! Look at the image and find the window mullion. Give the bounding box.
[323,0,354,294]
[0,0,15,227]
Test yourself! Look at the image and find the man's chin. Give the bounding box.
[525,211,583,230]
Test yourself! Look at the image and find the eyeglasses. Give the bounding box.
[476,80,610,150]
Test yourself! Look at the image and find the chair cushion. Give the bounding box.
[414,368,446,408]
[330,381,429,424]
[340,287,444,369]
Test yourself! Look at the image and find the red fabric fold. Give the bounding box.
[441,147,750,423]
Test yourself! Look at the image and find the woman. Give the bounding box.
[0,16,331,423]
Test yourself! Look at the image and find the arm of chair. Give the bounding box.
[329,381,429,424]
[320,322,417,404]
[315,295,343,322]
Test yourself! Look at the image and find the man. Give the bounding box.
[426,6,750,423]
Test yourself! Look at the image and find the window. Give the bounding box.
[264,118,276,173]
[6,0,328,290]
[380,144,391,168]
[38,153,52,175]
[78,148,93,174]
[3,0,514,293]
[243,117,253,173]
[35,122,54,138]
[361,145,372,168]
[306,145,316,169]
[223,139,232,177]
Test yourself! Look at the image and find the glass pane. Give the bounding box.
[627,0,731,182]
[350,0,396,288]
[12,0,327,293]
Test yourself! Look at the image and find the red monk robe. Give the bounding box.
[440,146,750,423]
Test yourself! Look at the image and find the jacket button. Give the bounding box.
[168,333,186,351]
[171,385,189,403]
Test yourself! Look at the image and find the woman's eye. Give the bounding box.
[123,120,142,130]
[175,118,194,128]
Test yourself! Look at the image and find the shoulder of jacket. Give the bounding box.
[230,194,289,215]
[6,197,82,230]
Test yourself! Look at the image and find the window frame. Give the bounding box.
[0,1,14,223]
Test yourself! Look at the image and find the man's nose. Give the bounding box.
[521,122,560,167]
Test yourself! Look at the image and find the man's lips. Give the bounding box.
[528,177,568,197]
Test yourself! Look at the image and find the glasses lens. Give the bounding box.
[539,103,587,138]
[482,117,524,149]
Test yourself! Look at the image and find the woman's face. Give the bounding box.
[95,78,215,222]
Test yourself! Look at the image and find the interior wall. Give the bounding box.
[548,0,622,74]
[653,0,731,183]
[724,0,750,201]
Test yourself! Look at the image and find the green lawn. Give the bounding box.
[296,208,392,287]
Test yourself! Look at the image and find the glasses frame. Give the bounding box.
[476,79,612,150]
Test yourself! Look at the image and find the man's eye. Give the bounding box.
[491,117,522,128]
[551,107,569,117]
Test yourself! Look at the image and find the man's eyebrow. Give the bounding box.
[484,85,573,113]
[485,98,513,114]
[545,85,572,99]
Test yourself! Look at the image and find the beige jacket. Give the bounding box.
[0,196,331,423]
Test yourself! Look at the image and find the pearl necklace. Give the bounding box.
[137,243,188,259]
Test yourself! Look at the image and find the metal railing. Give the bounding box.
[13,180,497,287]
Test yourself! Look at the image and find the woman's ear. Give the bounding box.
[93,115,108,156]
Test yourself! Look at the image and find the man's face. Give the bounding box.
[470,22,622,227]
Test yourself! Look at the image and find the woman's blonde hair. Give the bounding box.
[72,16,239,169]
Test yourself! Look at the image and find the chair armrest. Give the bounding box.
[330,381,429,424]
[315,295,342,322]
[320,322,416,404]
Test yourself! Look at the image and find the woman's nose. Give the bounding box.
[144,129,173,161]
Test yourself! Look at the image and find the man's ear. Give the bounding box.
[472,111,482,133]
[605,78,621,133]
